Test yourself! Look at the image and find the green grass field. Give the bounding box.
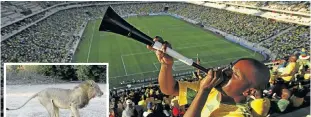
[73,16,264,87]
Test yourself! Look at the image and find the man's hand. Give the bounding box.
[184,69,224,117]
[200,69,224,90]
[147,37,178,96]
[147,38,173,66]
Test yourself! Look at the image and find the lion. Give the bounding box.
[6,80,104,117]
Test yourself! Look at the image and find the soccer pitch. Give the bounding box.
[73,16,264,87]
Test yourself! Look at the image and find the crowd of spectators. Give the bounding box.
[109,82,189,117]
[1,1,65,26]
[168,3,294,43]
[261,26,310,59]
[264,1,310,13]
[1,2,309,64]
[110,51,310,117]
[1,7,88,62]
[1,11,47,36]
[36,1,65,8]
[111,3,165,16]
[0,2,310,116]
[226,1,310,14]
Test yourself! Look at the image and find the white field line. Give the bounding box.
[172,64,176,71]
[122,51,152,57]
[120,55,128,75]
[121,54,158,75]
[153,63,159,71]
[111,70,159,79]
[86,21,96,62]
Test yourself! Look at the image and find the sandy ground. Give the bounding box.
[5,83,108,117]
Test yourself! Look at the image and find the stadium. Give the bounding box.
[1,1,310,117]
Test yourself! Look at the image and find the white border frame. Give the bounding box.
[3,63,109,117]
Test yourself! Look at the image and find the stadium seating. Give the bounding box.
[261,26,310,59]
[110,70,310,117]
[0,1,310,116]
[2,2,309,64]
[168,3,294,43]
[225,1,310,14]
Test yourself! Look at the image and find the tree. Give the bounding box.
[32,65,106,83]
[75,65,107,83]
[37,65,53,76]
[75,65,90,81]
[37,65,77,81]
[90,65,107,83]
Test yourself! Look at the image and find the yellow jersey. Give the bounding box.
[282,62,297,82]
[178,81,253,117]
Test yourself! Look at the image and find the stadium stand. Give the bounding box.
[168,3,294,43]
[110,62,310,117]
[2,2,309,64]
[195,1,310,26]
[227,1,310,14]
[1,1,310,116]
[261,26,310,59]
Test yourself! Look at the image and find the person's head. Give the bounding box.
[150,89,154,95]
[289,55,297,62]
[153,103,164,113]
[109,108,115,116]
[219,58,270,103]
[111,98,115,102]
[155,90,160,95]
[147,102,153,110]
[164,104,170,110]
[281,88,291,100]
[126,99,134,108]
[141,95,146,100]
[120,97,124,102]
[170,97,179,107]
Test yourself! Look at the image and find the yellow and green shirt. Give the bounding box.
[281,62,297,82]
[178,81,252,117]
[178,81,270,117]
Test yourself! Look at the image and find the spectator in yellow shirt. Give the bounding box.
[147,38,271,117]
[279,55,298,82]
[138,95,147,110]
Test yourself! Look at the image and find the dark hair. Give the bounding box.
[164,104,170,110]
[153,103,164,113]
[141,95,146,100]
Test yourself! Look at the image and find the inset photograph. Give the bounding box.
[4,63,108,117]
